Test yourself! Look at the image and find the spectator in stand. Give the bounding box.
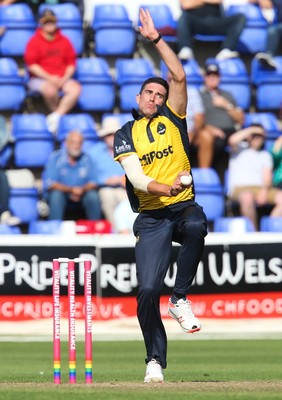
[24,9,81,134]
[186,86,205,167]
[113,199,137,234]
[87,116,132,232]
[254,0,282,70]
[177,0,246,61]
[227,124,282,230]
[270,135,282,190]
[0,169,21,226]
[196,62,244,175]
[43,130,101,221]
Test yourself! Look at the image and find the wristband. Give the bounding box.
[151,32,162,45]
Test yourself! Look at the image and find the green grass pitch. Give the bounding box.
[0,339,281,399]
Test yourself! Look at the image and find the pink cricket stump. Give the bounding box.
[52,259,61,384]
[84,260,93,384]
[68,260,76,384]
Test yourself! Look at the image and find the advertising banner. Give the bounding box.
[0,234,281,320]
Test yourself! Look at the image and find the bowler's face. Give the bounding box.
[136,83,167,118]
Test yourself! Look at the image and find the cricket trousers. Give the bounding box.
[133,201,207,369]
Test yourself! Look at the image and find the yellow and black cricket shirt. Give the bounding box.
[114,101,194,212]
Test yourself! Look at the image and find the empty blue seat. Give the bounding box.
[226,3,273,54]
[260,216,282,232]
[138,5,177,43]
[38,3,84,54]
[11,114,54,167]
[102,112,132,127]
[207,57,251,110]
[92,4,136,56]
[251,56,282,110]
[0,224,21,234]
[160,59,203,87]
[9,187,39,223]
[57,113,99,147]
[11,113,50,137]
[76,57,115,112]
[192,168,225,221]
[116,58,156,111]
[28,220,62,234]
[0,58,26,111]
[213,217,255,232]
[0,4,36,56]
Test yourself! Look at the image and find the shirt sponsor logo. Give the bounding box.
[139,145,173,166]
[115,140,131,154]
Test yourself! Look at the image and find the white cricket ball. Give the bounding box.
[180,174,192,186]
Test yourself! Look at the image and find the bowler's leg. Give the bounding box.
[134,214,173,369]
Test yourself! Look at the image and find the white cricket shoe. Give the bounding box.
[215,48,239,60]
[168,298,201,334]
[177,46,194,61]
[144,359,164,383]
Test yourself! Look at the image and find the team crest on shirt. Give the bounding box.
[157,122,166,135]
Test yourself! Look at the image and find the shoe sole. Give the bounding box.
[168,308,201,334]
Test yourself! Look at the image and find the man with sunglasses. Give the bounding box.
[227,124,282,230]
[24,9,81,134]
[195,62,244,178]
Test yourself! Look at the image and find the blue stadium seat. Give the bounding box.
[92,4,136,56]
[102,113,132,127]
[0,4,36,56]
[0,58,26,111]
[11,114,54,168]
[0,224,21,234]
[9,187,39,223]
[226,3,274,54]
[260,216,282,232]
[207,57,251,110]
[28,220,62,234]
[38,3,84,54]
[76,57,115,112]
[138,5,177,43]
[57,113,99,148]
[115,58,156,111]
[251,56,282,111]
[0,144,13,168]
[160,59,203,87]
[192,168,225,222]
[243,112,281,147]
[213,217,255,233]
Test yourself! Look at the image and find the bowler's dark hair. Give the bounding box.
[140,77,169,100]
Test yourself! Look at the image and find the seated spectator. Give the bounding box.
[254,0,282,70]
[186,86,205,167]
[227,124,282,230]
[24,9,81,134]
[270,135,282,191]
[177,0,246,61]
[43,130,101,221]
[87,116,129,232]
[113,199,137,234]
[0,169,21,226]
[196,63,244,175]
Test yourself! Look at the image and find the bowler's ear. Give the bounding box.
[136,93,141,104]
